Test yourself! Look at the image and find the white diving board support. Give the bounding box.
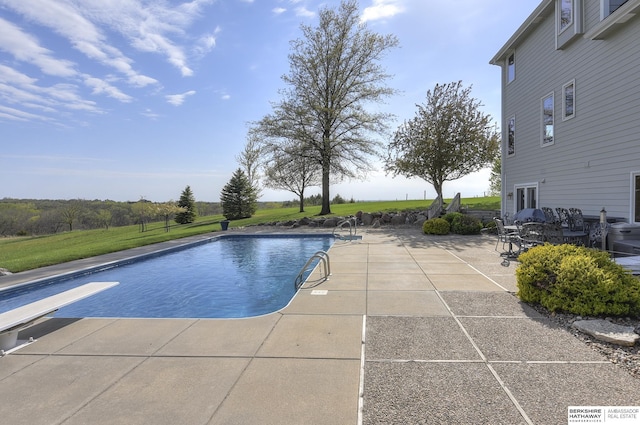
[0,281,119,353]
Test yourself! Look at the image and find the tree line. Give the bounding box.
[0,194,218,236]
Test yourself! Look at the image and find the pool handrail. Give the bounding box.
[294,251,330,290]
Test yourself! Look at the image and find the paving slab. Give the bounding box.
[459,317,608,362]
[256,314,362,359]
[428,274,505,291]
[363,362,528,425]
[65,357,249,425]
[367,290,449,316]
[492,363,640,425]
[56,318,195,356]
[156,314,280,357]
[16,317,115,354]
[366,316,481,361]
[211,358,360,425]
[0,355,144,425]
[440,291,544,318]
[283,289,366,315]
[366,273,435,290]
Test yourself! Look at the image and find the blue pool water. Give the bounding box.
[0,235,334,318]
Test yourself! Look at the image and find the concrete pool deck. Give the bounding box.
[1,227,639,424]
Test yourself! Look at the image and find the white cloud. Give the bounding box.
[272,7,287,15]
[360,0,405,23]
[0,17,77,77]
[165,90,196,106]
[295,7,315,18]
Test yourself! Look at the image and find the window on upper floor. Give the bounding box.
[507,115,515,157]
[541,93,554,146]
[560,0,573,32]
[507,53,515,83]
[562,80,575,120]
[602,0,630,18]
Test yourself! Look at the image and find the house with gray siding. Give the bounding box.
[490,0,640,223]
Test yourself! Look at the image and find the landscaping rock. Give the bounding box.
[361,213,374,226]
[390,214,406,225]
[573,319,640,347]
[0,268,12,276]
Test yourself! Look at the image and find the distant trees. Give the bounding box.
[220,169,258,220]
[253,0,398,215]
[175,186,196,224]
[385,81,500,200]
[489,155,501,196]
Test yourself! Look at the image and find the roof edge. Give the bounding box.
[489,0,554,66]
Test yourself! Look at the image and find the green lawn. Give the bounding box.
[0,197,499,273]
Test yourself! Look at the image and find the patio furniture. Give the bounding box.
[541,207,558,224]
[555,207,573,229]
[494,217,520,256]
[589,221,610,249]
[518,222,546,250]
[543,223,565,245]
[513,208,546,223]
[568,208,586,232]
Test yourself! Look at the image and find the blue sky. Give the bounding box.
[0,0,541,203]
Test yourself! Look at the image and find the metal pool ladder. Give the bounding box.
[294,250,331,290]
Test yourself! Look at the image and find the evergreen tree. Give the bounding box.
[220,169,258,220]
[175,186,196,224]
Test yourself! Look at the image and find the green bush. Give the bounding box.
[484,220,497,234]
[450,214,482,235]
[422,218,450,235]
[443,212,462,224]
[516,244,640,317]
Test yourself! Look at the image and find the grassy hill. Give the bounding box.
[0,197,499,273]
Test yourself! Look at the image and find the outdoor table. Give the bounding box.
[562,229,589,246]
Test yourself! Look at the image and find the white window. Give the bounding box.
[541,93,554,146]
[602,0,629,18]
[562,80,575,120]
[515,184,538,211]
[507,53,515,83]
[560,0,573,32]
[633,172,640,223]
[507,115,515,156]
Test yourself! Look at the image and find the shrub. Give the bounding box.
[422,218,450,235]
[516,244,640,317]
[450,214,483,235]
[484,220,497,234]
[443,212,462,225]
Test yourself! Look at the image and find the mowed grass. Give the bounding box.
[0,197,499,273]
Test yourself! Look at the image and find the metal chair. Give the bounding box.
[568,208,586,232]
[518,222,546,251]
[541,207,558,224]
[493,217,520,254]
[543,223,565,245]
[555,207,573,229]
[589,222,610,249]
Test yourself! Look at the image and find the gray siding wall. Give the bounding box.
[501,1,640,222]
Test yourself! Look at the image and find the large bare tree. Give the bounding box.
[255,0,398,215]
[386,81,500,200]
[261,141,321,212]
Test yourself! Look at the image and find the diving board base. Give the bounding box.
[0,281,119,353]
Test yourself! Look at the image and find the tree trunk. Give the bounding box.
[320,169,331,215]
[320,140,332,215]
[298,191,305,213]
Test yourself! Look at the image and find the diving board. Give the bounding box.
[0,281,119,352]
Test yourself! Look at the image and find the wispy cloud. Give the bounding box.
[361,0,405,23]
[295,7,315,18]
[272,7,287,15]
[165,90,196,106]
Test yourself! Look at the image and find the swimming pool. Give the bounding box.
[0,234,334,319]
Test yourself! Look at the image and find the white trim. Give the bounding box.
[506,51,516,84]
[631,171,640,224]
[587,0,640,39]
[513,182,540,212]
[507,114,516,157]
[562,79,576,121]
[541,92,555,146]
[558,0,574,34]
